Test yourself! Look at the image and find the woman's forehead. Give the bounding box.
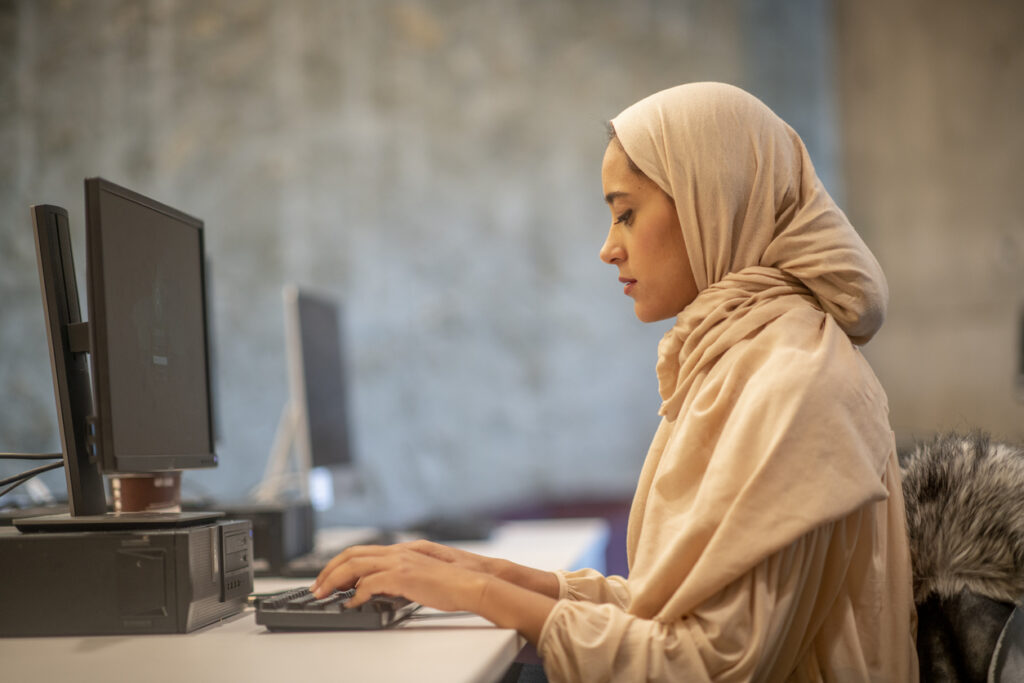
[602,141,658,200]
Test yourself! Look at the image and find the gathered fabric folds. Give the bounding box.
[631,268,892,623]
[537,83,918,681]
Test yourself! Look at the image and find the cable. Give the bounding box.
[0,478,35,500]
[0,460,65,487]
[0,452,63,460]
[0,461,65,495]
[0,461,64,500]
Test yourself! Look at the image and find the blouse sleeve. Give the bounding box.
[538,518,845,682]
[555,568,631,608]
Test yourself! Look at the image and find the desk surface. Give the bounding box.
[1,518,608,683]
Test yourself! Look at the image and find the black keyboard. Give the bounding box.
[255,587,419,631]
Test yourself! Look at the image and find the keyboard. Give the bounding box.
[255,587,419,631]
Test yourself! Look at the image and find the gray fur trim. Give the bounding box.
[899,432,1024,605]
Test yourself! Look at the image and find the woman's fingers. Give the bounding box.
[311,540,499,610]
[339,559,418,608]
[311,555,387,598]
[310,545,490,613]
[312,545,422,598]
[313,543,392,592]
[313,540,461,590]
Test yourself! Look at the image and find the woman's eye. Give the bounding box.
[614,209,633,225]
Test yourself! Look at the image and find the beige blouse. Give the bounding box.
[539,453,917,681]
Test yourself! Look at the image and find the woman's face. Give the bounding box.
[599,140,697,323]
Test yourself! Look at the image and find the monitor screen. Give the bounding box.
[285,286,353,471]
[86,178,217,472]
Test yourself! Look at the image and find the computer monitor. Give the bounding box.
[21,178,221,530]
[254,285,493,542]
[254,285,356,509]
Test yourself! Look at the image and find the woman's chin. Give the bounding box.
[634,305,670,324]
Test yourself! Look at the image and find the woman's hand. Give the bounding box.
[395,538,496,573]
[309,540,559,644]
[403,538,562,599]
[310,543,492,613]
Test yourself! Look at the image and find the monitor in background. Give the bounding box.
[254,284,358,511]
[20,178,221,530]
[259,285,493,545]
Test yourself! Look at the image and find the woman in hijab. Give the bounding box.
[313,83,919,681]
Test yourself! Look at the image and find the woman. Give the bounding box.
[312,83,919,681]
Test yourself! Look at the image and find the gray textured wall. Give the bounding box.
[837,0,1024,445]
[1,0,839,525]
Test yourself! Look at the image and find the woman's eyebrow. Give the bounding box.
[604,191,629,205]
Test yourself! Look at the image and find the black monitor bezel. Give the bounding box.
[31,204,107,516]
[85,177,217,472]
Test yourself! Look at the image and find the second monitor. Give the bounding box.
[255,284,358,510]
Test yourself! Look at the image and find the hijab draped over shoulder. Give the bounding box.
[609,81,897,621]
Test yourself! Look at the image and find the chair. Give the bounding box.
[900,432,1024,682]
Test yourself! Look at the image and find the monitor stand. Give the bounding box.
[251,399,311,503]
[13,510,223,533]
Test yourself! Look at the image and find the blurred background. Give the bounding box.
[1,0,1022,530]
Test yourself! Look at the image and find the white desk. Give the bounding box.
[1,518,608,683]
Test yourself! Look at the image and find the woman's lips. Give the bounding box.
[620,277,637,295]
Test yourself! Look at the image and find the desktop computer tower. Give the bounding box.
[0,519,253,636]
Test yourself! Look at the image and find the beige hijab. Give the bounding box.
[611,83,896,621]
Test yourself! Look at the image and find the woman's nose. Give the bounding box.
[600,229,624,264]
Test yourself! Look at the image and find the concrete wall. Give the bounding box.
[0,0,838,525]
[837,0,1024,445]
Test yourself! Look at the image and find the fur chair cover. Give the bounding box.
[900,432,1024,682]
